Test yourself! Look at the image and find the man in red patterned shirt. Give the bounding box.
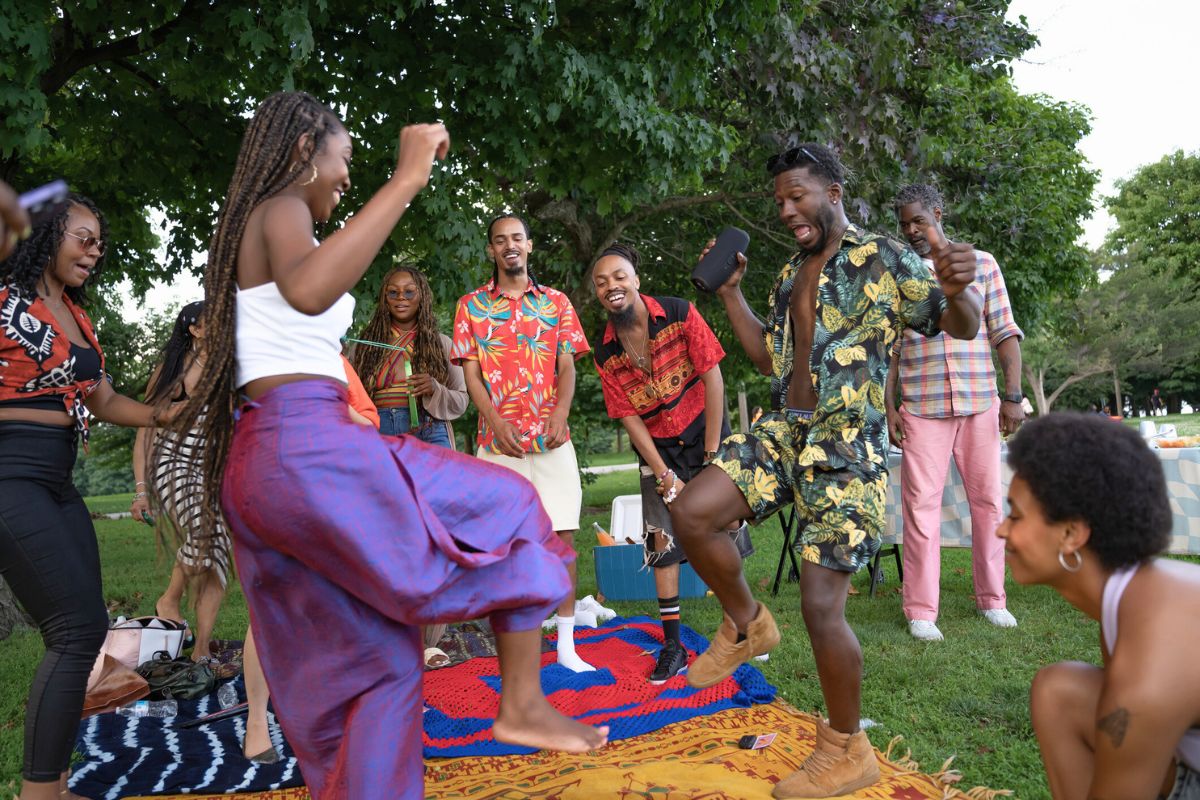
[591,243,751,683]
[451,213,595,672]
[885,184,1026,642]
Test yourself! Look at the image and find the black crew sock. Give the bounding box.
[657,594,681,644]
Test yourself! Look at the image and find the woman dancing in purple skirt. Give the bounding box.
[168,91,607,800]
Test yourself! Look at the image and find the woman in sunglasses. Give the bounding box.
[0,193,167,800]
[350,265,467,668]
[350,265,467,448]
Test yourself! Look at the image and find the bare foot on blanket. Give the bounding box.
[493,695,608,753]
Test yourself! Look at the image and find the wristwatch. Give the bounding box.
[1001,392,1024,404]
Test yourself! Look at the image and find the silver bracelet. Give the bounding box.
[133,491,148,500]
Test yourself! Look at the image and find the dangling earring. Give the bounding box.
[1057,549,1082,573]
[300,164,318,186]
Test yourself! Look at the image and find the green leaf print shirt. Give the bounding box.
[763,224,971,472]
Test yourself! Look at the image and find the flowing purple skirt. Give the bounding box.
[221,380,571,799]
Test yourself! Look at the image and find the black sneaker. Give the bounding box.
[649,639,688,684]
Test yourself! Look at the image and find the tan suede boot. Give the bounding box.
[771,718,881,798]
[686,603,780,688]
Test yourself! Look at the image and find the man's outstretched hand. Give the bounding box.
[926,223,976,298]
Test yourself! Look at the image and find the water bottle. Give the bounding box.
[217,682,239,709]
[592,521,615,546]
[116,699,178,718]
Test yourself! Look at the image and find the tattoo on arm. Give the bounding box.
[1097,707,1129,748]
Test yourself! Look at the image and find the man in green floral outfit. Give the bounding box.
[669,143,982,798]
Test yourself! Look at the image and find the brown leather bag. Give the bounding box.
[83,654,149,717]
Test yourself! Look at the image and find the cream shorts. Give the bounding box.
[475,439,583,531]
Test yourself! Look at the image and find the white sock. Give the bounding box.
[555,615,595,672]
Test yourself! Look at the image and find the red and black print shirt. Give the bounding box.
[593,295,724,440]
[0,284,105,444]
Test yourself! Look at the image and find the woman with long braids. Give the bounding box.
[352,265,467,669]
[351,264,467,448]
[0,194,166,800]
[168,91,606,799]
[130,301,231,662]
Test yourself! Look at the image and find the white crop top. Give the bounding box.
[235,282,355,388]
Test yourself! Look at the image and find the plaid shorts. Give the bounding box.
[711,409,887,573]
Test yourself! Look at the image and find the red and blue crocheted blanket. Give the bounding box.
[423,615,777,756]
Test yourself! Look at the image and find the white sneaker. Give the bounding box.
[981,608,1018,628]
[908,619,944,641]
[574,608,598,628]
[577,595,617,623]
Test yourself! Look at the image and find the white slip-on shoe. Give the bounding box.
[981,608,1018,628]
[908,619,944,641]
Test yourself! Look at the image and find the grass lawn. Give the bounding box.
[1121,411,1200,437]
[5,473,1182,798]
[582,448,638,468]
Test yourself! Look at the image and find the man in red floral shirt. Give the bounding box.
[451,213,595,672]
[591,243,751,684]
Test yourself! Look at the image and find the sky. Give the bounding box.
[1005,0,1200,248]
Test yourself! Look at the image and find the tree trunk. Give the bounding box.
[615,426,624,453]
[1113,368,1122,417]
[1025,364,1049,415]
[0,580,32,640]
[737,389,750,433]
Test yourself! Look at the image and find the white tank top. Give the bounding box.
[235,282,354,388]
[1102,563,1200,771]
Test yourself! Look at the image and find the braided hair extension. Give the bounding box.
[165,91,345,554]
[0,193,108,305]
[144,301,204,405]
[486,213,540,290]
[596,242,641,273]
[892,183,945,216]
[351,266,449,388]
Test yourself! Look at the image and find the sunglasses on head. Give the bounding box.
[766,146,819,174]
[63,231,106,256]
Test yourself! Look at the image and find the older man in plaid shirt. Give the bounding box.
[885,184,1026,642]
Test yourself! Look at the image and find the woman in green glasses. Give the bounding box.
[350,265,467,668]
[351,265,466,448]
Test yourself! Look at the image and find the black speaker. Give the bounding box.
[691,227,750,293]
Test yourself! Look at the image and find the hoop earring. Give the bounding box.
[300,164,318,186]
[1057,549,1083,573]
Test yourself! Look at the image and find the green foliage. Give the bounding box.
[2,2,1095,383]
[1022,252,1200,414]
[1105,149,1200,280]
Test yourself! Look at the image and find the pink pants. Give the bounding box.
[899,401,1006,621]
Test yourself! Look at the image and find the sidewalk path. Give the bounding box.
[582,462,637,475]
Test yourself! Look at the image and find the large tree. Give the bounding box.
[0,0,1100,639]
[1104,149,1200,281]
[1022,255,1200,415]
[2,1,1095,324]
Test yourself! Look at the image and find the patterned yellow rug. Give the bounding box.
[126,701,1009,799]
